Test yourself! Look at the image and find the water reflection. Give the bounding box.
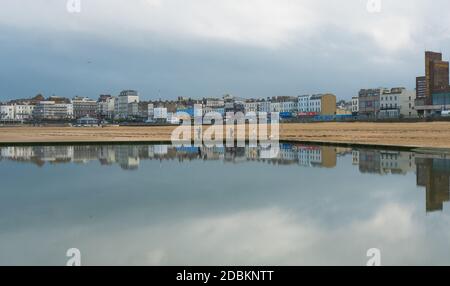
[2,143,450,265]
[1,143,450,214]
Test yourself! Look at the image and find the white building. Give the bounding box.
[205,98,225,108]
[127,101,139,118]
[115,90,139,119]
[1,104,36,121]
[270,102,281,113]
[244,101,258,113]
[72,97,97,119]
[298,95,311,113]
[0,105,16,120]
[351,96,359,114]
[379,88,417,118]
[15,105,34,121]
[97,96,116,119]
[309,94,322,113]
[280,101,298,113]
[32,101,73,120]
[258,101,271,113]
[154,107,168,121]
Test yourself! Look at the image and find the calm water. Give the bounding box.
[1,143,450,266]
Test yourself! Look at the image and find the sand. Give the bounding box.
[0,122,450,149]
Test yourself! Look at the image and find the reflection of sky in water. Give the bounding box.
[0,144,449,265]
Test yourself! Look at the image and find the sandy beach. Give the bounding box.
[0,122,450,149]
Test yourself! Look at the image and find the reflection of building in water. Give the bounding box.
[279,144,298,163]
[0,146,34,161]
[359,149,381,174]
[293,145,336,168]
[358,149,416,175]
[204,146,225,160]
[352,150,360,165]
[153,145,168,156]
[0,144,340,169]
[224,147,247,163]
[321,147,337,168]
[245,146,259,160]
[336,147,352,157]
[33,146,74,164]
[98,145,116,165]
[115,145,140,170]
[380,151,416,175]
[73,146,101,164]
[3,144,450,213]
[416,155,450,212]
[297,146,322,167]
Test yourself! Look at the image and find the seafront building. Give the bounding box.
[297,93,337,117]
[115,90,139,119]
[72,96,97,119]
[32,100,73,121]
[0,103,35,122]
[415,51,450,116]
[355,87,417,119]
[97,95,116,119]
[379,88,417,118]
[358,88,384,118]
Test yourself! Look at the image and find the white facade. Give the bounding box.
[309,95,322,113]
[115,91,139,119]
[280,101,298,113]
[205,98,225,108]
[154,107,168,120]
[270,102,281,112]
[32,101,73,120]
[298,95,311,113]
[0,104,35,121]
[0,105,15,120]
[400,90,417,118]
[379,89,417,118]
[127,101,139,117]
[97,97,116,119]
[244,101,258,113]
[15,105,35,120]
[258,101,271,113]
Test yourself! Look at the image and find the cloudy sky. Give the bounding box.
[1,0,450,101]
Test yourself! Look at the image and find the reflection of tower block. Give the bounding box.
[428,174,450,212]
[321,147,337,168]
[416,157,450,212]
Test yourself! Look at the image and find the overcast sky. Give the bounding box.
[1,0,450,101]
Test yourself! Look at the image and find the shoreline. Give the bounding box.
[1,122,450,151]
